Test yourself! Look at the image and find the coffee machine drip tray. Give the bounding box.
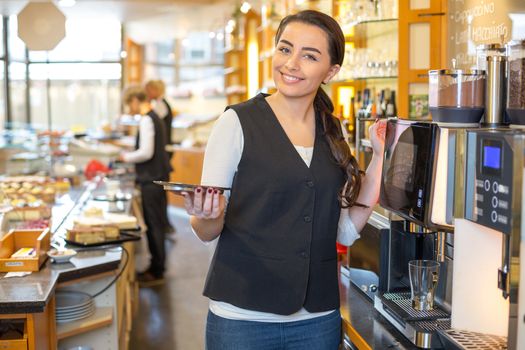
[438,329,507,350]
[374,292,451,349]
[379,292,449,321]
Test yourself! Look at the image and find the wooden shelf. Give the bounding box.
[57,271,116,288]
[224,67,241,75]
[226,91,246,96]
[57,307,113,340]
[332,76,398,83]
[224,46,244,54]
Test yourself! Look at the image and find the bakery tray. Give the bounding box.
[64,231,141,247]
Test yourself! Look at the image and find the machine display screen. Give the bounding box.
[482,140,502,176]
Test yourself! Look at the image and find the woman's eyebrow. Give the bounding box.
[278,39,322,55]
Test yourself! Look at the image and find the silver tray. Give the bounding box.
[153,181,230,194]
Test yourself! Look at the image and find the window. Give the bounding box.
[29,63,121,130]
[143,32,224,98]
[26,18,122,131]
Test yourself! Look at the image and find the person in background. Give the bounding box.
[118,85,172,285]
[145,79,176,236]
[145,80,173,151]
[181,10,386,350]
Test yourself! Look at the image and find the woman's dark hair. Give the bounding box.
[275,10,363,208]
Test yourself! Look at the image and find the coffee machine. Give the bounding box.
[374,117,467,349]
[436,128,524,350]
[434,41,525,350]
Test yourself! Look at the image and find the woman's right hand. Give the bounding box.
[182,187,226,219]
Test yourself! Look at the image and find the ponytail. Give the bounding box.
[314,87,363,208]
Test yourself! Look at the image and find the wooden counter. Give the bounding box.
[339,270,420,350]
[0,182,139,350]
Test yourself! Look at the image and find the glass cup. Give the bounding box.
[409,260,440,311]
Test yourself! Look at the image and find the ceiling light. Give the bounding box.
[216,32,224,40]
[58,0,76,7]
[120,50,127,59]
[240,2,251,14]
[209,32,216,39]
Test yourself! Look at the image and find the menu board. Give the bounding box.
[448,0,525,69]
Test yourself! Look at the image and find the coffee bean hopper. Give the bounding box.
[506,40,525,126]
[429,60,486,124]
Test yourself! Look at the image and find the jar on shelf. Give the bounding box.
[476,43,506,71]
[506,40,525,125]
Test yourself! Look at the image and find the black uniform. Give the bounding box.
[203,94,345,314]
[135,110,172,278]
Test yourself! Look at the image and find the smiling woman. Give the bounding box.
[177,9,387,350]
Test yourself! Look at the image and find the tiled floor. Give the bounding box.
[130,206,212,350]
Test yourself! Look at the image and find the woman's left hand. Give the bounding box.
[369,119,387,157]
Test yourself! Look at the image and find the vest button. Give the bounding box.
[306,180,314,188]
[300,251,308,258]
[303,215,312,223]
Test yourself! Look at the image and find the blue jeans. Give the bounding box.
[206,310,341,350]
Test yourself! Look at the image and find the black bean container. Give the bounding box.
[506,40,525,125]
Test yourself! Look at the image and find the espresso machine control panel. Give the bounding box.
[465,130,517,234]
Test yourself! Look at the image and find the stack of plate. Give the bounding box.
[55,291,95,323]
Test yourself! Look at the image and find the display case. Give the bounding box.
[331,1,398,169]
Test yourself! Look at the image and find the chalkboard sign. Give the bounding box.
[448,0,525,69]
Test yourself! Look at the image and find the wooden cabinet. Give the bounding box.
[224,10,261,105]
[168,147,205,207]
[398,0,447,119]
[224,46,246,105]
[124,39,143,86]
[0,301,56,350]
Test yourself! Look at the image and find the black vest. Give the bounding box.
[161,98,173,146]
[203,94,345,315]
[135,111,172,184]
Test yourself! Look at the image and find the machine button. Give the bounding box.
[499,200,509,210]
[493,181,499,194]
[491,196,498,208]
[498,184,509,195]
[497,215,508,225]
[476,194,484,202]
[484,180,491,191]
[300,251,309,258]
[475,207,484,216]
[491,211,498,223]
[369,284,378,293]
[476,179,484,188]
[303,216,312,223]
[306,181,314,188]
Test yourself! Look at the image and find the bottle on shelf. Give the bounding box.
[355,90,362,115]
[381,88,390,116]
[349,96,356,142]
[386,90,397,117]
[375,90,383,118]
[360,88,371,118]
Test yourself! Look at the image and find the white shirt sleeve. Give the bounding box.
[192,109,243,246]
[337,208,360,246]
[122,116,155,163]
[201,108,244,191]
